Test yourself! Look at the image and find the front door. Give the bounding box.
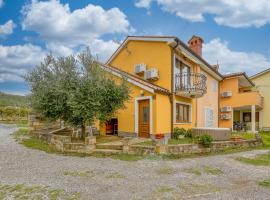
[138,99,150,138]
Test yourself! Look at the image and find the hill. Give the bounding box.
[0,92,29,107]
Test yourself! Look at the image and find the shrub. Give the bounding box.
[172,128,186,139]
[172,128,193,139]
[185,129,192,138]
[198,134,213,147]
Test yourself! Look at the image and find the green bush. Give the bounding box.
[172,128,192,139]
[185,129,192,138]
[172,128,186,139]
[198,134,213,147]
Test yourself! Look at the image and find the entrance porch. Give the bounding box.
[233,105,262,132]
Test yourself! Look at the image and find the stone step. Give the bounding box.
[96,144,123,150]
[64,143,85,151]
[93,149,122,155]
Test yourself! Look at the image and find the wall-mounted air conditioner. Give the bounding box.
[221,106,232,112]
[144,68,159,80]
[134,63,146,74]
[221,91,232,97]
[220,113,231,120]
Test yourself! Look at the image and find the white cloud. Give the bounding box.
[88,39,119,62]
[0,0,4,8]
[137,0,270,28]
[21,0,132,60]
[0,20,16,37]
[0,44,46,82]
[135,0,152,8]
[203,38,270,75]
[0,39,119,83]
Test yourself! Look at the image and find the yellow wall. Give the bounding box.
[104,39,222,136]
[155,94,171,134]
[196,70,219,127]
[109,40,172,90]
[252,71,270,129]
[117,86,153,134]
[219,77,262,129]
[173,95,195,130]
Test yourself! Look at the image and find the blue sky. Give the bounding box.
[0,0,270,95]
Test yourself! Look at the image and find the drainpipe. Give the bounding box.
[218,81,221,127]
[170,39,180,137]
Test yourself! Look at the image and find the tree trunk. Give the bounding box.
[81,124,86,139]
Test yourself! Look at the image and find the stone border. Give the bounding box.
[166,139,262,155]
[37,128,263,156]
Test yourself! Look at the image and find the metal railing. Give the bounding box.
[175,72,207,95]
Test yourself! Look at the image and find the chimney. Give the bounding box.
[188,35,204,57]
[212,64,219,71]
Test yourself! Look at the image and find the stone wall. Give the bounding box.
[39,128,263,156]
[167,139,262,155]
[125,145,155,155]
[28,115,61,131]
[39,128,96,154]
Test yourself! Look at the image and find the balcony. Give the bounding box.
[175,72,207,98]
[233,91,264,108]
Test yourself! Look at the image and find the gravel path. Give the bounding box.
[1,124,270,200]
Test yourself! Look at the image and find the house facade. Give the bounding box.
[98,35,223,138]
[219,72,264,132]
[251,68,270,131]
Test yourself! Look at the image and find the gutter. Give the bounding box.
[170,40,180,136]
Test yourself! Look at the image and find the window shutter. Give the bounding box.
[205,107,214,127]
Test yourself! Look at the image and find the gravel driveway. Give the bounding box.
[1,124,270,200]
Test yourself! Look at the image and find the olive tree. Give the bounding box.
[25,48,129,138]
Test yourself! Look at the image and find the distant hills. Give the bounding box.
[0,92,29,107]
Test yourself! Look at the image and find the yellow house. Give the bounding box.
[219,72,263,132]
[250,68,270,131]
[99,35,223,139]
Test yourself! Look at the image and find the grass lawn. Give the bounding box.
[136,140,153,146]
[168,138,194,145]
[0,183,80,200]
[258,180,270,188]
[231,132,256,140]
[236,153,270,166]
[261,131,270,148]
[13,128,60,154]
[0,120,28,128]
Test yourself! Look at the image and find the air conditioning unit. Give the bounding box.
[221,91,232,97]
[221,106,232,112]
[220,113,231,120]
[134,63,146,74]
[144,68,159,80]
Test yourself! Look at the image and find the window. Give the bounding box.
[175,59,191,88]
[205,107,215,127]
[175,103,191,123]
[212,80,218,92]
[143,106,149,123]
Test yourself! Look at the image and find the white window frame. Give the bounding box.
[174,100,192,124]
[204,106,215,127]
[134,96,153,135]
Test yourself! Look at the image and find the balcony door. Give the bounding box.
[175,59,191,89]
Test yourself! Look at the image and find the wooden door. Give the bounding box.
[138,99,150,138]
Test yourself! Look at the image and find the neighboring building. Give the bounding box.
[98,35,223,138]
[219,72,263,132]
[250,68,270,131]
